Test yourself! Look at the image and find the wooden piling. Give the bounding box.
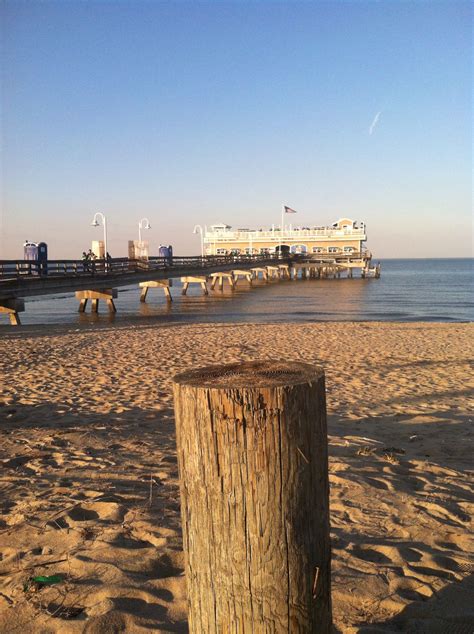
[139,280,173,302]
[210,272,235,290]
[278,264,290,279]
[232,270,253,285]
[172,360,332,633]
[180,276,209,295]
[250,267,268,281]
[266,265,281,279]
[75,289,117,313]
[0,298,25,326]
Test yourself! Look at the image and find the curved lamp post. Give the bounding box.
[91,212,108,260]
[193,224,204,258]
[138,217,151,243]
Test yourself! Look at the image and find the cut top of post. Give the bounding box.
[173,359,323,389]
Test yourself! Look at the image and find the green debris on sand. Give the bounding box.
[24,574,63,592]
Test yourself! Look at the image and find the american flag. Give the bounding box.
[284,206,297,214]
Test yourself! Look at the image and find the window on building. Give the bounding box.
[290,244,308,254]
[328,247,340,253]
[216,248,227,255]
[312,247,324,253]
[343,246,354,253]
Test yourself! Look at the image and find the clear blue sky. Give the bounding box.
[1,1,471,258]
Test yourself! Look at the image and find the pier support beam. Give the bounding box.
[250,267,268,281]
[139,280,173,302]
[75,289,118,313]
[292,264,315,280]
[0,298,25,326]
[266,265,281,280]
[210,272,235,290]
[232,270,253,285]
[181,276,209,295]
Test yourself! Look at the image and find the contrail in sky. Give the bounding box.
[369,111,382,135]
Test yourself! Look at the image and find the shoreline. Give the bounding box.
[1,321,473,632]
[1,317,472,338]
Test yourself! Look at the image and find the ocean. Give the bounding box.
[4,258,473,327]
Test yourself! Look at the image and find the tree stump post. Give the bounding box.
[172,360,332,633]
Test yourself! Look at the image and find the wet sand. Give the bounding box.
[0,321,473,632]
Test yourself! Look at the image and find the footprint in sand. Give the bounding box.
[388,575,435,601]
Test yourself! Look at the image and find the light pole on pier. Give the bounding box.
[193,224,204,258]
[91,212,108,260]
[279,204,285,257]
[138,217,151,243]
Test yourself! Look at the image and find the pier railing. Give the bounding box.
[0,254,283,280]
[204,227,367,241]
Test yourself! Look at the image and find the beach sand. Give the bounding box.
[0,321,472,633]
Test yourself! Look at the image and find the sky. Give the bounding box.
[1,0,472,259]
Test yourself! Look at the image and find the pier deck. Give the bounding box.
[0,251,378,324]
[0,255,282,300]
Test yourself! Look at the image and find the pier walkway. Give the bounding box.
[0,251,379,324]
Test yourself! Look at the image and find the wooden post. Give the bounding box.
[107,298,117,312]
[266,265,280,279]
[250,267,269,281]
[181,275,209,295]
[172,360,331,633]
[0,299,25,326]
[181,277,209,295]
[210,272,235,290]
[139,280,173,302]
[75,289,117,313]
[232,270,253,285]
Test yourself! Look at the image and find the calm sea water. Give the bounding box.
[4,259,473,327]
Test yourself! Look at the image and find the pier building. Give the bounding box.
[203,218,367,256]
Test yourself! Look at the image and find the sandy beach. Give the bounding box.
[0,321,472,633]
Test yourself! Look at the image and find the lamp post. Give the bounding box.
[91,212,108,261]
[138,217,151,243]
[193,224,204,258]
[279,204,285,257]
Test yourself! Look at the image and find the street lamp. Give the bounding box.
[193,224,204,258]
[91,212,108,260]
[138,217,151,243]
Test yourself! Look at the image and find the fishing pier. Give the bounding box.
[0,251,379,325]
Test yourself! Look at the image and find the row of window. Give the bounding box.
[215,246,356,255]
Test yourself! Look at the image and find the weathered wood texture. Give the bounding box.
[139,279,173,302]
[172,360,331,633]
[180,276,209,295]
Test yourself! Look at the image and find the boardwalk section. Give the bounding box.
[0,251,380,324]
[0,255,280,299]
[0,255,281,322]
